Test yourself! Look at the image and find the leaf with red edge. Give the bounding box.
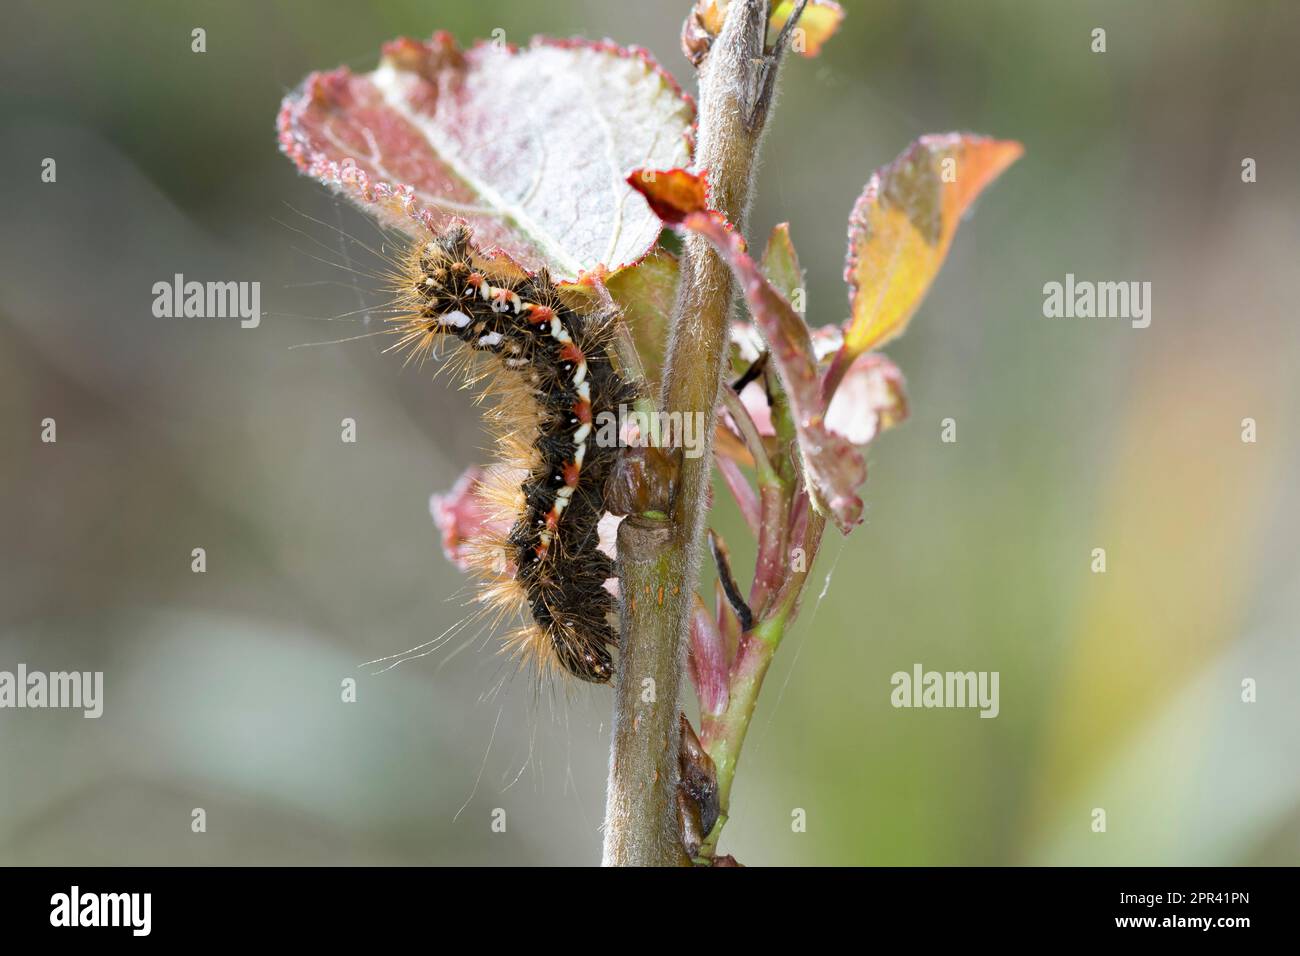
[629,170,867,531]
[828,133,1022,395]
[278,32,695,283]
[687,211,867,534]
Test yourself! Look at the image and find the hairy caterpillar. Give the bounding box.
[392,223,636,683]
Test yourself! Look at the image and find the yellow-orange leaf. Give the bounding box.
[770,0,845,57]
[683,0,844,65]
[829,134,1022,396]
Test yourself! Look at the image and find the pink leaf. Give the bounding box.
[279,33,696,282]
[689,594,729,716]
[687,210,866,534]
[823,353,909,446]
[429,466,506,571]
[731,328,910,448]
[714,453,761,535]
[732,381,775,438]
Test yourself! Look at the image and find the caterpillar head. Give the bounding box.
[412,224,475,304]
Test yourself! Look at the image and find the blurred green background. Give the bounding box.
[2,0,1297,865]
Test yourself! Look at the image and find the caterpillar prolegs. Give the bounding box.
[394,224,636,683]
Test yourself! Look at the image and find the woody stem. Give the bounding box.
[601,0,793,866]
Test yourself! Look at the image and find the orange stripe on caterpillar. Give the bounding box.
[573,399,592,426]
[524,303,555,325]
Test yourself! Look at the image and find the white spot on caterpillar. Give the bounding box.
[556,485,575,500]
[573,423,592,443]
[477,331,503,348]
[442,310,471,329]
[577,381,590,401]
[574,444,586,467]
[550,317,571,342]
[573,361,588,386]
